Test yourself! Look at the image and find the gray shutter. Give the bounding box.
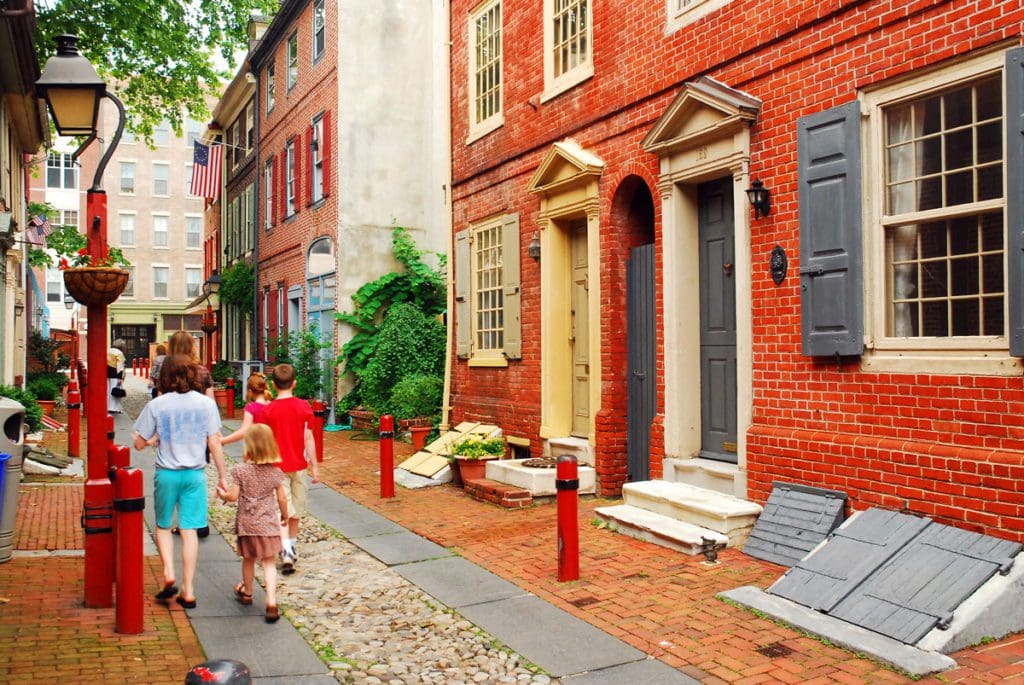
[455,229,471,358]
[1007,48,1024,356]
[798,100,864,357]
[502,214,522,360]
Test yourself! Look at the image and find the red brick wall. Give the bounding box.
[256,0,338,357]
[450,0,1024,535]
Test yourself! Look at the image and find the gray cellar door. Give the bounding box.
[698,177,737,463]
[627,243,656,481]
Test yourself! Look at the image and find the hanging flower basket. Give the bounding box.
[200,322,219,334]
[63,267,130,307]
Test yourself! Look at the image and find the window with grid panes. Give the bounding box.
[186,267,202,298]
[286,140,296,215]
[123,267,135,297]
[46,267,62,302]
[287,33,298,90]
[186,216,202,249]
[153,215,169,248]
[312,115,324,201]
[313,0,326,61]
[264,159,274,228]
[186,119,202,146]
[47,153,77,189]
[153,163,169,195]
[551,0,589,79]
[472,222,504,353]
[153,266,169,298]
[120,162,135,194]
[266,63,276,113]
[470,0,502,137]
[154,121,170,146]
[882,73,1004,339]
[119,214,135,246]
[245,105,254,151]
[60,210,78,228]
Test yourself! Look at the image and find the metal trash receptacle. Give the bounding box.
[0,398,26,563]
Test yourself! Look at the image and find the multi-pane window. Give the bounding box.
[119,214,135,246]
[121,128,136,144]
[229,121,240,168]
[153,163,169,195]
[186,164,196,196]
[185,267,202,299]
[470,1,502,136]
[153,215,169,248]
[186,119,202,146]
[287,33,298,90]
[286,140,296,215]
[57,209,78,228]
[153,266,168,298]
[186,216,202,249]
[120,162,135,194]
[245,105,255,150]
[264,159,274,228]
[312,116,324,202]
[472,222,504,353]
[552,0,589,79]
[47,153,77,189]
[313,0,326,61]
[153,121,170,146]
[123,267,135,298]
[883,74,1004,339]
[277,284,286,338]
[266,63,276,114]
[46,267,62,303]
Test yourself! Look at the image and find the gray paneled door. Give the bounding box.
[698,178,737,463]
[627,243,656,482]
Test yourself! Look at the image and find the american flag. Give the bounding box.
[28,214,52,247]
[190,141,222,199]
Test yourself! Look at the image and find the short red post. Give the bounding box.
[379,414,395,498]
[311,400,326,462]
[131,358,137,376]
[143,357,149,378]
[66,378,81,458]
[226,378,235,419]
[105,414,115,466]
[108,444,130,483]
[114,465,144,634]
[556,455,580,582]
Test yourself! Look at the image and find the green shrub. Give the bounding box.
[27,377,59,402]
[211,360,234,386]
[288,324,332,399]
[27,371,69,391]
[0,385,43,434]
[383,374,443,420]
[359,302,445,412]
[451,435,505,459]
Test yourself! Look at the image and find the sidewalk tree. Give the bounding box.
[34,0,278,142]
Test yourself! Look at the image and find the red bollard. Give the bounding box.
[67,378,81,458]
[379,414,395,498]
[108,444,130,484]
[556,455,580,582]
[226,378,235,419]
[114,466,145,634]
[143,358,150,378]
[133,358,139,376]
[311,400,326,462]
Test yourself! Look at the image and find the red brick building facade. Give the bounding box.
[449,0,1024,541]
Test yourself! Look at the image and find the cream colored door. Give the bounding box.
[570,221,590,436]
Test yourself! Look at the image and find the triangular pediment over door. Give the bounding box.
[528,138,605,196]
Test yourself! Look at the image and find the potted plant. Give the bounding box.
[210,360,235,409]
[450,434,505,483]
[382,374,443,451]
[26,377,59,417]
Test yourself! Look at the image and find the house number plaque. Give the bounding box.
[770,245,787,285]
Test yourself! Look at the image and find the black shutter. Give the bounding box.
[1006,48,1024,356]
[798,100,864,357]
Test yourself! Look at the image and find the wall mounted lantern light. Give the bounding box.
[745,179,771,219]
[64,293,76,311]
[203,270,221,298]
[528,231,541,261]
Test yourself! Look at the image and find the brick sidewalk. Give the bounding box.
[316,428,1024,684]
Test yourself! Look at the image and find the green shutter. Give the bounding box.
[1006,48,1024,356]
[502,214,522,360]
[455,229,471,358]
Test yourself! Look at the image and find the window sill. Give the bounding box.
[541,67,593,104]
[466,116,504,145]
[468,356,508,368]
[860,349,1024,376]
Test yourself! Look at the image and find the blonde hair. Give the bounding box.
[243,424,281,465]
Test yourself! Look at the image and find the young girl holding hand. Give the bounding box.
[222,373,273,446]
[216,424,288,623]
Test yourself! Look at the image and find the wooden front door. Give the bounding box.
[570,221,590,437]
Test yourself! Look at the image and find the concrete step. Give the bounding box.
[545,436,594,466]
[664,458,739,497]
[486,459,596,497]
[623,480,762,546]
[595,504,728,556]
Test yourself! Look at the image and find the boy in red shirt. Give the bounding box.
[256,364,319,574]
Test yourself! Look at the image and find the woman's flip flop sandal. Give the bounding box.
[234,582,253,605]
[155,581,178,603]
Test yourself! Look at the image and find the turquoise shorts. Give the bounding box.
[153,468,208,530]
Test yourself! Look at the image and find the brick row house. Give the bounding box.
[205,0,449,398]
[447,0,1024,542]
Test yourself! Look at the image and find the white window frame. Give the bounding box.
[122,266,135,298]
[264,159,274,228]
[47,153,78,189]
[153,264,170,299]
[186,164,197,197]
[666,0,734,33]
[152,162,170,196]
[287,32,299,91]
[45,267,63,303]
[277,284,286,339]
[469,216,507,365]
[119,161,135,194]
[467,0,504,143]
[286,139,296,216]
[185,214,202,249]
[153,120,170,146]
[311,115,324,202]
[312,0,326,63]
[541,0,593,103]
[266,63,276,114]
[186,118,202,146]
[185,266,202,299]
[861,49,1011,374]
[152,213,170,249]
[118,212,136,247]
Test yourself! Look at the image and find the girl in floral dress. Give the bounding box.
[216,424,288,623]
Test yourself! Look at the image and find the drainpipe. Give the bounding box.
[251,66,261,364]
[438,0,454,433]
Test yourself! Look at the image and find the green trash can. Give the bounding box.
[0,398,26,563]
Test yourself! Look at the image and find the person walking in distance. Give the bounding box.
[216,424,288,623]
[256,364,319,574]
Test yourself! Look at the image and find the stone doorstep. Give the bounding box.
[545,436,595,466]
[485,458,597,497]
[623,480,762,545]
[595,504,729,556]
[464,478,533,509]
[664,457,739,496]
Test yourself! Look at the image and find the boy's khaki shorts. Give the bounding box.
[283,470,308,520]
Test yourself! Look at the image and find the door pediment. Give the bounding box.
[528,139,604,196]
[642,76,761,157]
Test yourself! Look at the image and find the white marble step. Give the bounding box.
[486,459,596,497]
[595,504,728,556]
[623,480,762,546]
[545,436,594,466]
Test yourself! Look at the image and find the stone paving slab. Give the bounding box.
[348,529,453,565]
[252,677,339,684]
[394,555,528,608]
[190,616,329,679]
[186,559,268,617]
[307,485,406,537]
[456,594,647,678]
[561,658,701,684]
